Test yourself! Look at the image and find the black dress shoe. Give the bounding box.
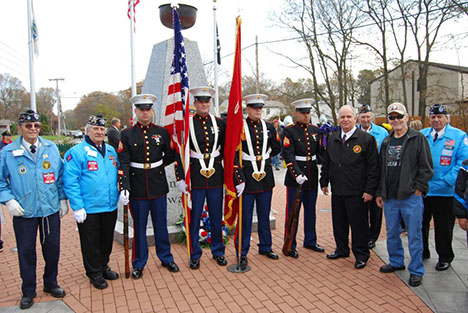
[213,255,227,266]
[103,269,119,280]
[190,259,200,269]
[132,268,143,279]
[162,261,179,273]
[408,274,422,287]
[435,262,450,271]
[368,241,376,249]
[379,264,405,273]
[354,260,366,269]
[20,293,36,310]
[239,256,248,266]
[260,250,279,259]
[304,244,325,253]
[90,276,108,289]
[326,252,349,260]
[287,249,299,258]
[43,286,66,298]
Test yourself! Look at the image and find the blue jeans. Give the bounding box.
[384,194,424,277]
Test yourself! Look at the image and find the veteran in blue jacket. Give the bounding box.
[420,104,468,271]
[0,110,68,309]
[63,115,120,290]
[357,105,388,249]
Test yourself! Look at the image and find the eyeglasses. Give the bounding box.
[388,114,405,121]
[23,123,41,129]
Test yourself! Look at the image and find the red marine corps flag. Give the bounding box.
[223,17,243,229]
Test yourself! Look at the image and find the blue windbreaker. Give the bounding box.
[421,124,468,196]
[358,122,388,152]
[63,140,119,214]
[0,136,66,218]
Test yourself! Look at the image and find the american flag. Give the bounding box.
[163,7,192,248]
[127,0,140,23]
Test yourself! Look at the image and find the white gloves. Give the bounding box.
[6,199,24,217]
[177,180,189,194]
[296,175,308,185]
[119,190,130,205]
[60,200,69,218]
[73,208,87,223]
[236,182,245,197]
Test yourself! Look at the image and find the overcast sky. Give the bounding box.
[1,0,467,112]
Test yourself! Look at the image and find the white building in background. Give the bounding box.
[219,99,288,121]
[370,60,468,116]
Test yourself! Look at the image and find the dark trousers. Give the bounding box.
[77,210,117,279]
[190,187,225,260]
[422,196,455,263]
[285,187,318,250]
[13,212,60,297]
[367,199,383,242]
[130,197,173,268]
[235,190,273,256]
[331,195,369,262]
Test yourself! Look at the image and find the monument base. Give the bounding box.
[114,214,276,247]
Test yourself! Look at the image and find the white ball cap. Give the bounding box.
[291,98,313,111]
[387,102,407,115]
[130,94,157,108]
[190,86,216,100]
[243,94,268,108]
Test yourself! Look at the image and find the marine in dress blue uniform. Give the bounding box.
[63,115,120,290]
[118,94,183,279]
[420,104,468,271]
[234,94,281,266]
[357,105,388,249]
[282,99,325,258]
[0,110,68,309]
[185,87,227,269]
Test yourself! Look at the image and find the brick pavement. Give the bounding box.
[0,183,431,312]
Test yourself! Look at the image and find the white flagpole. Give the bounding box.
[27,0,36,111]
[213,0,219,117]
[130,0,136,122]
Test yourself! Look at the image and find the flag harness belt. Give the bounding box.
[242,119,270,182]
[189,114,219,178]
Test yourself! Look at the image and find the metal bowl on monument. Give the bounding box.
[159,3,197,30]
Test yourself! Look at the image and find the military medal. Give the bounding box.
[43,160,51,169]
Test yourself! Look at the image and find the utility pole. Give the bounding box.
[49,78,65,138]
[255,35,260,94]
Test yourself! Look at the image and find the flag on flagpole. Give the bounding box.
[223,17,243,227]
[127,0,140,22]
[216,24,221,65]
[31,0,39,56]
[163,7,192,247]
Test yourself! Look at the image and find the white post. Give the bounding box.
[27,0,36,111]
[213,0,219,117]
[129,0,136,123]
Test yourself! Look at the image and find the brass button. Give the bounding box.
[146,152,150,155]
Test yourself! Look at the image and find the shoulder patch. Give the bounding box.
[464,137,468,146]
[118,141,124,153]
[463,159,468,166]
[283,136,290,147]
[66,154,72,162]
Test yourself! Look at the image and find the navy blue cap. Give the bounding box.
[429,104,448,115]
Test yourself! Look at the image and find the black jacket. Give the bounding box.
[376,128,433,200]
[107,126,121,152]
[118,122,183,200]
[188,114,225,189]
[283,122,322,190]
[320,127,380,196]
[236,118,281,193]
[454,159,468,218]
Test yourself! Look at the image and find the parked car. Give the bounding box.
[71,130,83,139]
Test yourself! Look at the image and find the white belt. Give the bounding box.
[242,152,271,162]
[190,150,220,160]
[130,160,163,169]
[295,155,316,162]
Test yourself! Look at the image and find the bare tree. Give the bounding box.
[400,0,462,121]
[275,0,364,123]
[0,73,26,120]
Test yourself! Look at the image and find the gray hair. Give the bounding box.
[338,105,357,117]
[111,118,120,126]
